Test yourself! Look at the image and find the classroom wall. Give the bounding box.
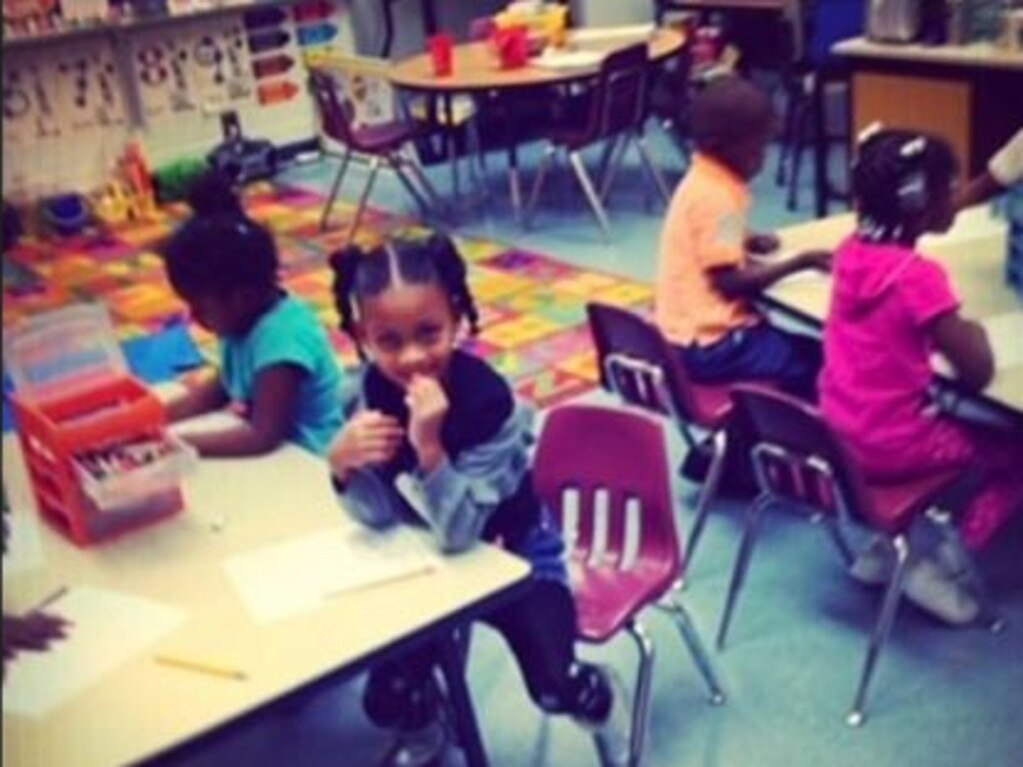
[1,1,357,200]
[568,0,651,26]
[347,0,505,57]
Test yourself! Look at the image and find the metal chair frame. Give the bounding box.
[715,386,1004,727]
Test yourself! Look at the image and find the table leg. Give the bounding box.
[508,144,522,226]
[812,69,828,219]
[439,632,488,767]
[444,92,460,200]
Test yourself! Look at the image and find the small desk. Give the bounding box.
[388,27,684,94]
[385,27,684,214]
[833,37,1023,184]
[764,207,1023,417]
[1,436,530,767]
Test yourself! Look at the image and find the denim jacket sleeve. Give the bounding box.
[408,400,535,553]
[334,467,406,530]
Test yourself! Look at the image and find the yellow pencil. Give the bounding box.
[322,564,435,601]
[154,654,248,681]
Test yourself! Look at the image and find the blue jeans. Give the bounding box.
[677,322,822,400]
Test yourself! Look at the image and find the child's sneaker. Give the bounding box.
[848,535,894,586]
[902,554,980,626]
[379,719,448,767]
[574,665,631,767]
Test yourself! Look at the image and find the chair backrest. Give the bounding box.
[533,404,681,584]
[647,39,693,123]
[729,383,871,521]
[468,16,496,42]
[309,59,401,151]
[572,42,650,147]
[586,302,706,440]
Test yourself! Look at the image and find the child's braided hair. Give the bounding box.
[329,232,480,358]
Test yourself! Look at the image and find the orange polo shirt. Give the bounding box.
[655,153,759,347]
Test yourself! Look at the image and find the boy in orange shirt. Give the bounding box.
[656,76,830,399]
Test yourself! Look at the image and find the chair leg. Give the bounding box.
[624,619,655,767]
[657,587,726,705]
[401,148,447,217]
[716,493,771,650]
[524,144,555,229]
[598,134,629,202]
[847,533,910,728]
[786,97,810,211]
[344,156,381,245]
[925,508,1005,632]
[683,427,728,579]
[392,159,432,218]
[568,150,611,237]
[319,147,352,232]
[821,514,856,569]
[635,134,671,206]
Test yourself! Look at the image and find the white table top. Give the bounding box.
[1,434,530,767]
[764,207,1023,414]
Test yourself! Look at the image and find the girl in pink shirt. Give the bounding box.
[821,128,1023,625]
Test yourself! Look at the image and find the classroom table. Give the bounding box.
[384,27,684,213]
[762,206,1023,419]
[1,434,530,767]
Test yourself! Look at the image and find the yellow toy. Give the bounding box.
[92,181,134,227]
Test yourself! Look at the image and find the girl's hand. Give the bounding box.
[327,410,404,481]
[405,375,449,472]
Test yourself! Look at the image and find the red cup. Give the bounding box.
[494,25,529,70]
[427,33,454,77]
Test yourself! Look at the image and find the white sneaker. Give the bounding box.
[575,665,631,767]
[902,554,980,626]
[380,720,448,767]
[848,535,894,586]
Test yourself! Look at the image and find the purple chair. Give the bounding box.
[586,301,772,576]
[308,66,443,241]
[716,384,1003,727]
[533,404,725,766]
[524,43,670,237]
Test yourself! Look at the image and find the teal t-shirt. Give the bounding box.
[219,294,343,454]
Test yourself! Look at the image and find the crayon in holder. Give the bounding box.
[4,305,195,546]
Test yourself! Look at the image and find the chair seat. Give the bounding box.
[572,559,677,643]
[864,469,965,534]
[350,121,420,152]
[687,381,735,428]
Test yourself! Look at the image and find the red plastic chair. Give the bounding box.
[533,404,725,766]
[308,66,444,242]
[716,384,1003,727]
[587,301,766,575]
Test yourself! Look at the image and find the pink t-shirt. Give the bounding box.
[819,235,960,465]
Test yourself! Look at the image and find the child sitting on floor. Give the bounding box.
[821,126,1023,625]
[161,171,343,456]
[326,232,630,767]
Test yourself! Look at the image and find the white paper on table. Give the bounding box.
[2,586,187,718]
[568,24,655,44]
[534,49,605,69]
[223,526,440,624]
[2,510,46,576]
[983,312,1023,369]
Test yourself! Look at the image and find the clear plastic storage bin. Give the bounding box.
[4,305,195,546]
